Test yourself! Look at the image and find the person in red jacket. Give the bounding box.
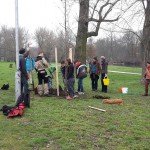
[143,61,150,96]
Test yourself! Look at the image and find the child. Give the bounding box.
[143,62,150,96]
[47,66,56,93]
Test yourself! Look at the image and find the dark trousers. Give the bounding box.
[78,78,84,92]
[38,70,48,85]
[101,73,107,93]
[145,79,150,94]
[67,78,75,97]
[90,73,99,90]
[21,76,29,106]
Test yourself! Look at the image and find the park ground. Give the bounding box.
[0,62,150,150]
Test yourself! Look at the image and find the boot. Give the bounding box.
[44,83,49,96]
[49,88,53,94]
[37,85,43,96]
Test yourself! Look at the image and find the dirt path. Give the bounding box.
[108,70,141,75]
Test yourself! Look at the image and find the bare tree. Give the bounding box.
[75,0,120,63]
[142,0,150,70]
[34,27,56,62]
[0,25,29,61]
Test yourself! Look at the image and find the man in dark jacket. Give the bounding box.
[66,58,75,100]
[100,56,108,93]
[89,57,101,91]
[18,48,30,107]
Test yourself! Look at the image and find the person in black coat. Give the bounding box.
[18,48,30,107]
[66,58,75,100]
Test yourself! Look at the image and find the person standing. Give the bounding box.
[75,61,87,94]
[142,61,150,96]
[89,57,101,91]
[100,56,108,93]
[35,49,49,96]
[18,48,30,107]
[60,60,67,92]
[66,58,75,100]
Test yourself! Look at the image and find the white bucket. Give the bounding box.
[122,87,128,94]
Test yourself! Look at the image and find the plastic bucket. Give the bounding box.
[119,87,128,94]
[103,78,109,86]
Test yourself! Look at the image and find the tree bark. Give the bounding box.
[75,0,89,63]
[143,0,150,71]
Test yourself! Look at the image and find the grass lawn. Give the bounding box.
[0,62,150,150]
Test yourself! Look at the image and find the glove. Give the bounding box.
[26,76,29,80]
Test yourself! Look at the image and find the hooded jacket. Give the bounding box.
[35,56,48,72]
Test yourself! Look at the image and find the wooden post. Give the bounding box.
[88,106,106,112]
[55,47,59,96]
[69,48,73,62]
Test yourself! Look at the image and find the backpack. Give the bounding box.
[77,64,87,79]
[0,105,15,116]
[7,104,24,118]
[0,103,25,117]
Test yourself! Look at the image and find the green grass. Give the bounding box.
[0,62,150,150]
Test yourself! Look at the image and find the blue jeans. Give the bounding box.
[78,78,83,92]
[48,77,52,89]
[21,76,29,106]
[67,78,75,97]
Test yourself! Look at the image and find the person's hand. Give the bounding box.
[105,74,107,78]
[26,76,29,80]
[27,47,30,51]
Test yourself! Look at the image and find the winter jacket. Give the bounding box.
[66,62,74,80]
[35,56,48,72]
[89,62,101,76]
[76,64,87,79]
[145,64,150,79]
[48,67,56,79]
[101,60,108,74]
[19,54,28,77]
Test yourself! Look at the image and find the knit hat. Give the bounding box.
[19,48,26,54]
[101,56,105,59]
[66,58,71,63]
[75,61,81,67]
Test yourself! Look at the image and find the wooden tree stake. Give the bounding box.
[88,106,106,112]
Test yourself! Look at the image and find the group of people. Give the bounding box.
[18,47,150,107]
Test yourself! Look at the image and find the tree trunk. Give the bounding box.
[143,0,150,72]
[75,0,89,64]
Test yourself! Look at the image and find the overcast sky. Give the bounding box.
[0,0,144,39]
[0,0,74,34]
